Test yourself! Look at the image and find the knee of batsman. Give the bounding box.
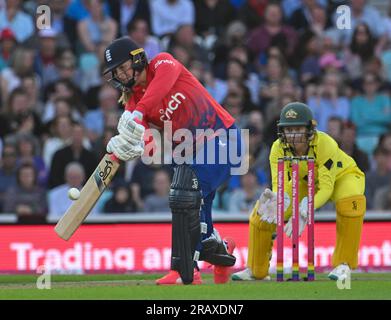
[336,195,366,217]
[169,165,202,211]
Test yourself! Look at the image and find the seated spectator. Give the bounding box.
[143,170,171,213]
[295,31,322,84]
[150,0,195,38]
[228,125,269,189]
[0,87,44,139]
[109,0,151,36]
[77,0,117,55]
[83,84,120,142]
[130,160,172,201]
[167,24,210,68]
[307,71,350,132]
[103,180,138,213]
[15,134,48,187]
[339,121,370,173]
[365,146,391,210]
[378,131,391,153]
[194,0,236,40]
[326,116,343,144]
[373,181,391,211]
[48,123,97,189]
[0,0,35,43]
[350,72,391,155]
[127,18,161,60]
[20,74,44,116]
[227,170,265,214]
[247,3,297,71]
[34,29,59,86]
[3,163,47,219]
[43,116,73,168]
[0,47,36,107]
[48,162,98,218]
[343,23,377,81]
[0,144,18,212]
[0,28,18,72]
[42,79,85,124]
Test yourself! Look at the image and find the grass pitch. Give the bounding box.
[0,273,390,300]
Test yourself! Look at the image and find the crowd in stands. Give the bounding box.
[1,0,391,222]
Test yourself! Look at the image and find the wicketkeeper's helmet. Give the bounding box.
[277,102,317,142]
[102,37,148,90]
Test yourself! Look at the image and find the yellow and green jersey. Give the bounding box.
[269,131,365,209]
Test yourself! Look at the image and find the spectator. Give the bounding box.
[350,72,391,155]
[339,121,370,173]
[3,163,47,219]
[343,23,377,81]
[150,0,195,38]
[326,116,343,144]
[365,146,391,210]
[42,79,85,124]
[373,181,391,211]
[227,170,265,214]
[378,131,391,153]
[127,18,161,60]
[83,84,120,142]
[307,71,350,132]
[0,47,35,107]
[43,116,73,168]
[228,125,269,189]
[332,0,387,47]
[109,0,151,36]
[143,169,171,213]
[289,0,328,33]
[77,0,118,55]
[259,55,289,109]
[15,134,48,187]
[0,144,18,211]
[20,74,44,115]
[0,28,17,72]
[295,30,322,83]
[104,180,138,213]
[237,0,266,30]
[130,160,172,202]
[48,161,99,218]
[194,0,236,39]
[167,24,209,67]
[0,0,35,43]
[34,29,60,85]
[0,87,44,139]
[48,123,97,189]
[247,3,298,71]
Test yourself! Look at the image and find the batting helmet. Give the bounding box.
[103,37,148,90]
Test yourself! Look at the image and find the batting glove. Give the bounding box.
[106,134,144,161]
[117,110,145,145]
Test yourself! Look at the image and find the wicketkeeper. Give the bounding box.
[232,102,366,281]
[102,37,242,285]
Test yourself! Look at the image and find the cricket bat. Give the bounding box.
[54,153,120,240]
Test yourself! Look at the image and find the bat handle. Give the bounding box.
[109,153,120,162]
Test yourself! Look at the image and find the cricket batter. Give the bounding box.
[102,37,242,285]
[232,102,366,281]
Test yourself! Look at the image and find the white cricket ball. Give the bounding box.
[68,188,80,201]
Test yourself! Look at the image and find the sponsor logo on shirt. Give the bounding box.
[154,59,175,69]
[159,92,186,121]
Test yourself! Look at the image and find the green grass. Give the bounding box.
[0,273,390,300]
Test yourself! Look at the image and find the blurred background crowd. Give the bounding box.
[1,0,391,222]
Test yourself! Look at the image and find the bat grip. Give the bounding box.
[109,153,120,162]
